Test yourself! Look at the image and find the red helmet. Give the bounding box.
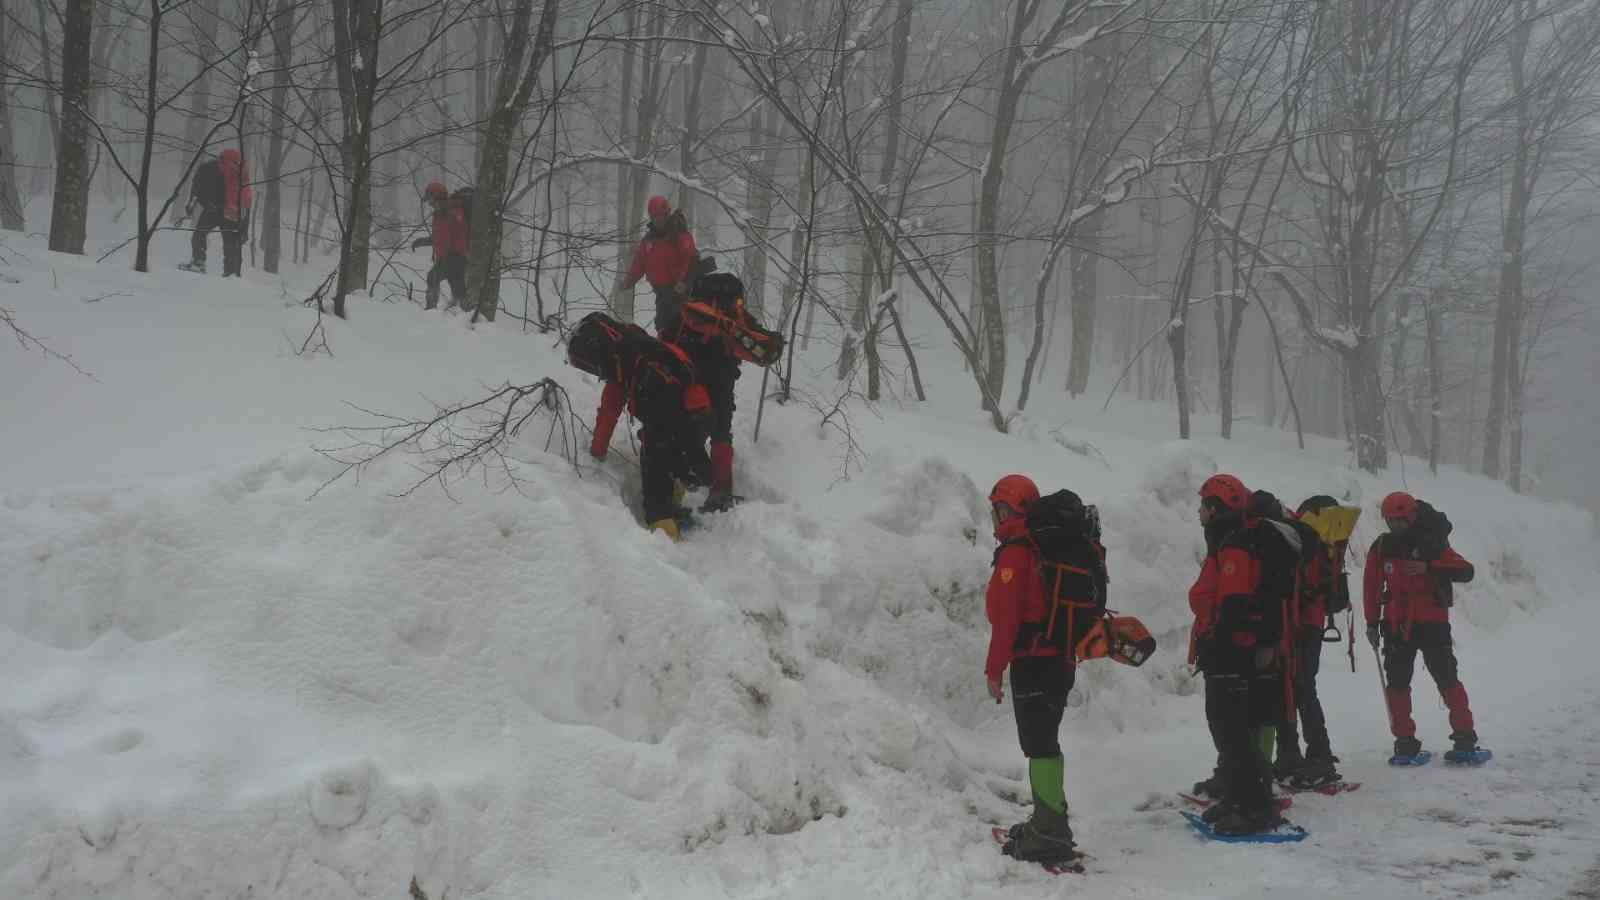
[1381,491,1418,523]
[647,195,672,218]
[989,474,1040,512]
[1199,474,1249,512]
[424,181,448,199]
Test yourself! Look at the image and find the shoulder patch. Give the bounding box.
[1000,568,1015,584]
[1221,561,1237,576]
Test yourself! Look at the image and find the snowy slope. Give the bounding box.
[3,233,1599,899]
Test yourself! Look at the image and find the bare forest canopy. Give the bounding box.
[3,0,1598,496]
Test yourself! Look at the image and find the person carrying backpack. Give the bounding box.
[617,196,699,333]
[1189,476,1302,837]
[567,311,713,541]
[1273,495,1357,788]
[657,258,784,512]
[412,182,470,310]
[1364,491,1483,761]
[985,475,1107,865]
[179,148,253,277]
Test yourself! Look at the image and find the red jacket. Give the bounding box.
[1190,515,1301,664]
[1363,534,1474,633]
[985,518,1055,679]
[626,225,698,289]
[219,149,253,222]
[430,206,468,263]
[1188,554,1221,663]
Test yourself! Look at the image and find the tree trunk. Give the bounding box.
[48,0,94,255]
[464,0,560,322]
[132,0,165,273]
[331,0,381,317]
[0,6,25,231]
[261,0,293,273]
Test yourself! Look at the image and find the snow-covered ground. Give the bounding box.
[3,232,1598,898]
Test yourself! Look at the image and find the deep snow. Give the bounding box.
[2,231,1598,899]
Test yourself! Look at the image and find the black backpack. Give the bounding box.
[567,311,659,383]
[1017,490,1108,652]
[453,186,476,239]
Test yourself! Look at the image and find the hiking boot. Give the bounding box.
[1200,799,1237,825]
[177,260,205,274]
[1272,753,1304,782]
[1003,806,1076,863]
[1210,804,1284,837]
[1449,730,1479,753]
[1191,773,1225,800]
[1394,736,1423,758]
[1287,757,1341,790]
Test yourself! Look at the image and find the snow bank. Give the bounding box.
[3,230,1599,898]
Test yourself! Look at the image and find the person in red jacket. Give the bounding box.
[1190,475,1302,836]
[1364,491,1481,759]
[984,476,1104,865]
[618,196,699,333]
[180,148,253,277]
[412,182,469,309]
[570,312,713,541]
[1272,495,1346,788]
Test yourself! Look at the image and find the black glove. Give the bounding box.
[1366,624,1381,650]
[412,238,429,250]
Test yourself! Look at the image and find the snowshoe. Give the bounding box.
[176,260,205,274]
[1180,810,1308,844]
[990,827,1085,875]
[1389,749,1433,767]
[1210,804,1288,838]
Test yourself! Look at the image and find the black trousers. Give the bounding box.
[426,254,467,308]
[1277,627,1333,761]
[1010,655,1074,759]
[192,208,245,276]
[634,374,711,524]
[1205,671,1281,811]
[684,341,739,445]
[1383,622,1460,691]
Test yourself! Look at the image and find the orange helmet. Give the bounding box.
[1381,491,1418,523]
[647,195,672,217]
[989,474,1040,513]
[1199,474,1249,512]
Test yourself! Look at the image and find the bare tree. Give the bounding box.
[462,0,561,321]
[0,4,25,230]
[47,0,95,254]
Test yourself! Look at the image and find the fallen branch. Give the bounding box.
[310,378,584,499]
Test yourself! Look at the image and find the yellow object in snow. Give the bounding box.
[649,518,682,541]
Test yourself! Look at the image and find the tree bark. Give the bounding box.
[261,0,293,273]
[0,6,25,231]
[331,0,381,317]
[464,0,560,322]
[48,0,94,254]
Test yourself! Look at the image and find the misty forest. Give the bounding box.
[2,0,1598,495]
